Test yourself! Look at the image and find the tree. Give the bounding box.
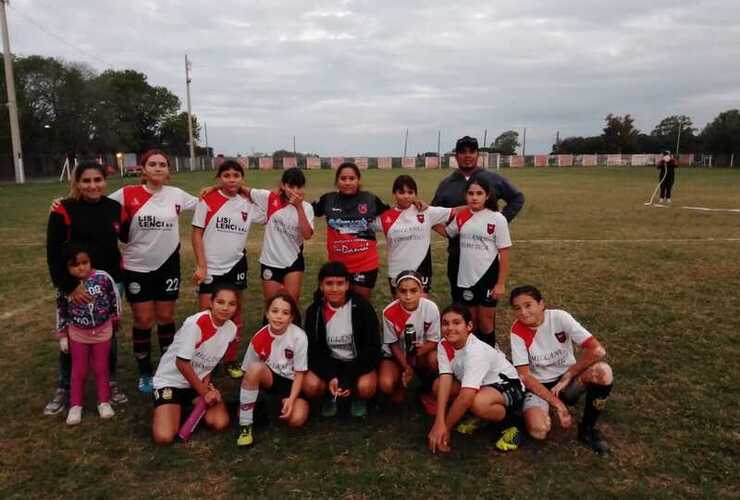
[651,115,698,153]
[159,112,200,155]
[554,136,605,154]
[602,113,639,153]
[491,130,520,155]
[701,109,740,154]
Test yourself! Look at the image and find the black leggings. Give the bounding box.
[660,175,674,199]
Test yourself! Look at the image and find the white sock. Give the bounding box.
[239,388,259,426]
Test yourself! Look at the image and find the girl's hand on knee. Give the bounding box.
[279,398,294,420]
[402,366,414,387]
[204,388,221,406]
[553,398,572,428]
[551,373,572,398]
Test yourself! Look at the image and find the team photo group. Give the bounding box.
[46,135,615,456]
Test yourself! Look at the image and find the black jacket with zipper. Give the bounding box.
[304,294,381,389]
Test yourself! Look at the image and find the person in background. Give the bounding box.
[657,150,677,203]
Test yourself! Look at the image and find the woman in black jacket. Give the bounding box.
[303,261,381,417]
[45,161,128,415]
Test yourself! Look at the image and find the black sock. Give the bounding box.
[581,383,613,429]
[157,323,176,354]
[132,327,152,376]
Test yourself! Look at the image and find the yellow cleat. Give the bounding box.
[236,425,253,447]
[226,363,245,379]
[495,426,521,452]
[456,416,482,435]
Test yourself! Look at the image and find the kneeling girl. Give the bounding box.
[237,291,309,447]
[151,283,239,444]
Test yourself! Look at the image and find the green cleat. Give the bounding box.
[350,398,367,418]
[321,396,338,417]
[495,426,522,452]
[236,425,254,447]
[225,362,244,379]
[456,416,482,435]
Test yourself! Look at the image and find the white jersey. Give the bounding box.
[437,334,521,390]
[381,297,441,357]
[241,324,308,380]
[510,309,593,384]
[323,300,355,361]
[375,206,453,279]
[153,311,236,389]
[110,185,198,272]
[192,190,264,275]
[250,188,315,268]
[445,208,511,287]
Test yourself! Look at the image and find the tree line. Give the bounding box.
[0,54,201,157]
[482,111,740,156]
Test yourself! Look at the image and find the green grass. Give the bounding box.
[0,167,739,499]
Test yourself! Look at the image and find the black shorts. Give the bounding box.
[124,249,181,303]
[459,257,499,307]
[265,370,294,398]
[350,269,378,289]
[487,376,524,412]
[152,386,198,408]
[388,258,432,296]
[261,253,305,283]
[198,254,247,294]
[311,358,376,387]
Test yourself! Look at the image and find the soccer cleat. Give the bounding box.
[66,405,83,426]
[110,382,129,405]
[321,396,338,418]
[236,425,254,447]
[578,424,610,454]
[43,388,67,416]
[225,362,244,380]
[495,426,522,452]
[138,375,153,394]
[350,398,367,418]
[456,416,482,434]
[97,402,115,419]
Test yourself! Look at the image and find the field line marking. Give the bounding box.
[427,238,740,246]
[680,206,740,213]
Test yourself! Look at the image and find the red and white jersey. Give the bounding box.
[437,334,521,390]
[241,323,308,380]
[381,298,441,357]
[153,311,236,390]
[510,309,593,383]
[376,206,453,279]
[110,185,198,272]
[323,300,355,361]
[250,188,315,268]
[192,190,264,275]
[445,208,511,287]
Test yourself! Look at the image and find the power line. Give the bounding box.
[7,3,112,68]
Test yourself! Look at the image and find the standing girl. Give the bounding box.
[56,244,121,425]
[192,160,264,378]
[246,167,314,304]
[312,162,390,300]
[46,161,128,415]
[377,175,454,295]
[151,283,239,444]
[302,261,381,418]
[379,271,440,405]
[444,175,511,346]
[109,150,199,393]
[237,291,310,447]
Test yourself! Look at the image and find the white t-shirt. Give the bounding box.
[445,208,511,288]
[153,311,237,389]
[510,309,593,384]
[110,185,198,272]
[375,206,453,279]
[323,300,355,361]
[240,324,308,380]
[381,297,441,358]
[192,190,264,275]
[250,188,315,268]
[437,334,521,390]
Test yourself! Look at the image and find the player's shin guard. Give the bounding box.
[132,327,152,376]
[581,383,612,429]
[157,323,176,354]
[239,388,259,426]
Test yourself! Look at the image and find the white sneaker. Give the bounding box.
[659,198,665,203]
[97,402,115,419]
[666,198,671,204]
[66,405,83,426]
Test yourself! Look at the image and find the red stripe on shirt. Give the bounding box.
[511,320,537,349]
[266,191,288,221]
[383,301,411,338]
[455,207,474,229]
[323,303,337,324]
[250,325,274,361]
[122,185,153,222]
[195,313,218,348]
[53,204,72,239]
[203,190,230,228]
[379,208,403,235]
[441,339,455,362]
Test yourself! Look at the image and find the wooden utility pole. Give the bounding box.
[185,54,196,170]
[1,0,24,183]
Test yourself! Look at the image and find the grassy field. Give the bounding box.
[0,166,738,499]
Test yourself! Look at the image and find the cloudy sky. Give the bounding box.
[5,0,740,155]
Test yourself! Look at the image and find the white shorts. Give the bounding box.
[522,375,585,412]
